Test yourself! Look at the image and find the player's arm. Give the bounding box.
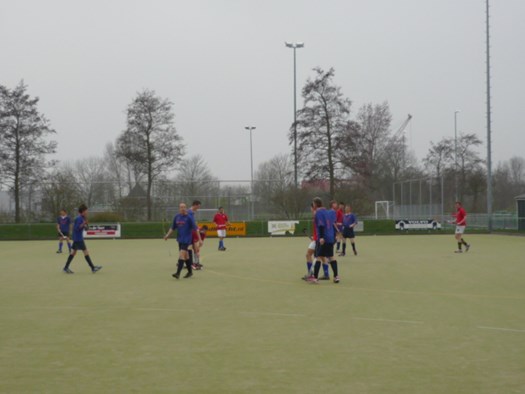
[163,228,174,240]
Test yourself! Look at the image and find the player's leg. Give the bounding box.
[57,233,64,253]
[303,242,315,280]
[182,247,193,278]
[340,234,347,256]
[82,245,102,273]
[328,245,340,283]
[173,245,187,279]
[350,236,357,255]
[460,229,470,251]
[454,228,463,252]
[66,235,72,253]
[63,247,77,273]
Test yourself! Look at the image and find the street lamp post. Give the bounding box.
[285,41,304,188]
[454,110,460,201]
[245,126,256,220]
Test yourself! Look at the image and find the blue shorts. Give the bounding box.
[343,228,355,239]
[72,241,86,251]
[178,243,190,251]
[316,241,334,258]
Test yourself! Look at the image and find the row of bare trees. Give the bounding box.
[2,73,524,222]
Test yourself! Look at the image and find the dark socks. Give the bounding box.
[188,250,193,264]
[342,243,347,253]
[330,260,338,277]
[64,254,74,269]
[458,242,462,250]
[185,259,193,273]
[313,261,321,278]
[352,243,356,252]
[336,241,341,251]
[85,255,95,269]
[461,238,468,246]
[176,259,185,274]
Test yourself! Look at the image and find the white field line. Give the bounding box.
[239,311,305,317]
[351,317,424,325]
[477,326,525,333]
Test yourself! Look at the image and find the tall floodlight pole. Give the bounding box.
[285,41,304,188]
[454,110,460,201]
[245,126,256,220]
[486,0,493,232]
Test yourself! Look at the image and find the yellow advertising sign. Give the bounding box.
[198,222,246,237]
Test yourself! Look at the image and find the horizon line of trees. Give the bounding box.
[1,75,524,223]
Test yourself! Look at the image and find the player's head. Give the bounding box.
[455,201,462,209]
[345,205,352,213]
[200,225,208,233]
[78,204,88,216]
[339,202,345,209]
[59,209,66,216]
[179,202,187,214]
[218,206,224,213]
[192,200,201,211]
[329,200,338,210]
[313,197,323,208]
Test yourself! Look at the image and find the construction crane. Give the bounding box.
[394,114,413,140]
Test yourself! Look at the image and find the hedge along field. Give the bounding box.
[0,220,468,240]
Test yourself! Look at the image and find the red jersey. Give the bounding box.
[213,213,229,230]
[336,209,343,225]
[312,220,318,241]
[455,207,467,226]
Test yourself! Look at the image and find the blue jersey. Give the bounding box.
[57,216,71,233]
[171,213,197,244]
[72,215,87,242]
[314,208,336,243]
[343,213,357,229]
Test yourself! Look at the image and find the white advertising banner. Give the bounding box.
[84,223,122,238]
[268,221,300,235]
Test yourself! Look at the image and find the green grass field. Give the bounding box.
[1,235,524,393]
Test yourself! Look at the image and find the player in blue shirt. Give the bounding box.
[56,209,72,254]
[164,202,199,279]
[62,204,103,274]
[340,205,358,256]
[310,197,340,283]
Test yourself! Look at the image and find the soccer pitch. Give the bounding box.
[1,235,524,394]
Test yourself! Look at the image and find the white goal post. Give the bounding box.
[375,201,394,219]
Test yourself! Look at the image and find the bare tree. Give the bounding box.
[293,67,352,197]
[423,139,454,178]
[177,155,218,197]
[0,81,57,222]
[116,89,184,220]
[254,154,304,218]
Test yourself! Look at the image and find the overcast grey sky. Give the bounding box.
[1,0,524,180]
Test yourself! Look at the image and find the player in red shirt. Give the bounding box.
[213,207,229,251]
[452,201,470,253]
[191,225,208,270]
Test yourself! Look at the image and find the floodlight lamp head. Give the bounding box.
[296,42,304,48]
[285,42,293,48]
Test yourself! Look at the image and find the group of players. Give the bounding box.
[162,200,229,279]
[303,198,359,284]
[57,200,230,276]
[56,199,471,279]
